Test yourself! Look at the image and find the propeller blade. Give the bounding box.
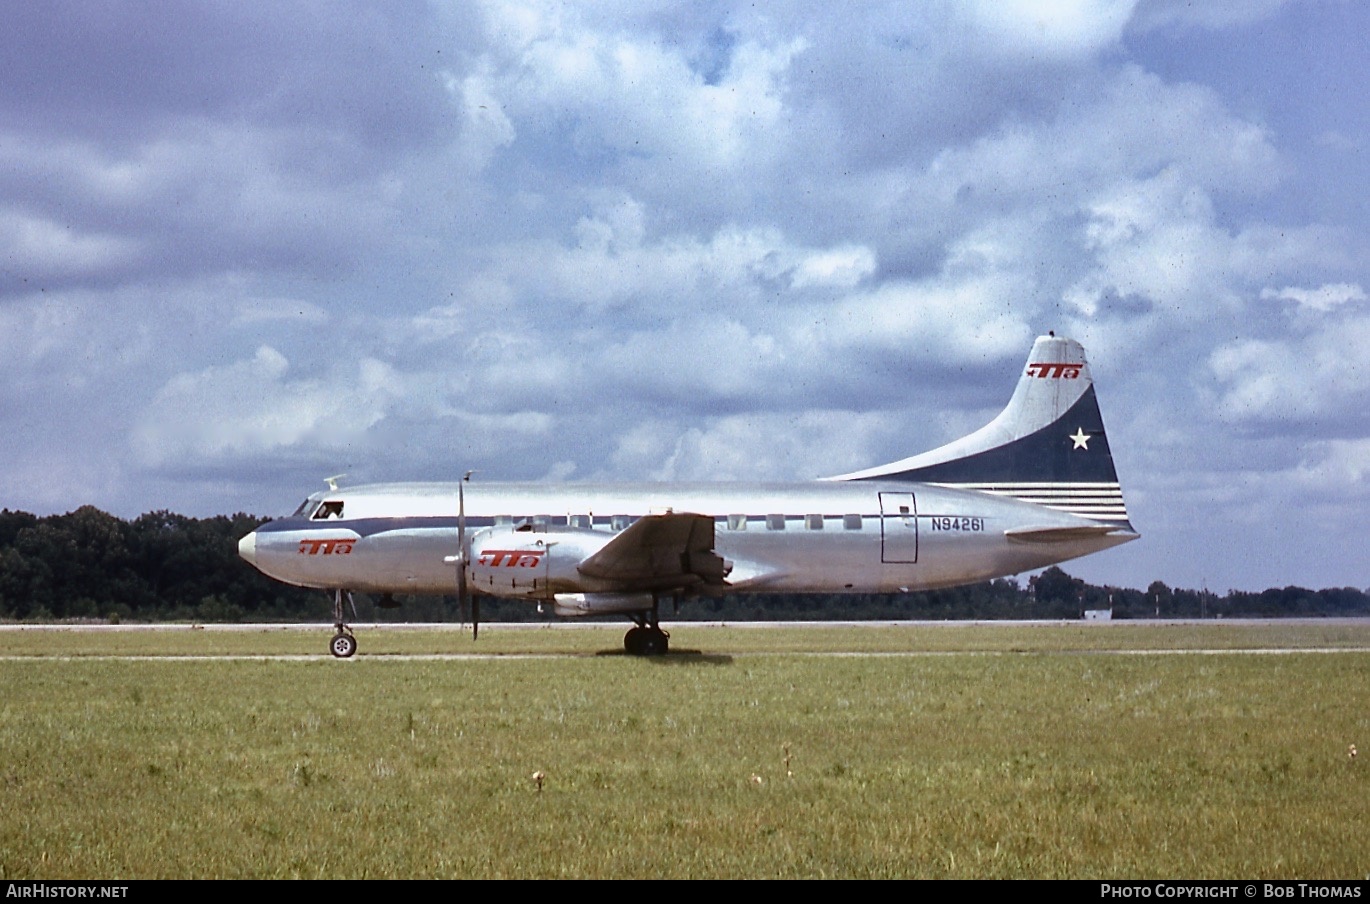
[458,554,474,640]
[459,475,476,641]
[456,553,468,621]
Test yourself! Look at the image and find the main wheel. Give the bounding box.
[640,628,669,656]
[330,632,357,658]
[624,626,645,655]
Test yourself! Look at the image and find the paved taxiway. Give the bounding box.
[3,619,1368,660]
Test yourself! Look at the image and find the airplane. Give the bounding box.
[237,333,1137,657]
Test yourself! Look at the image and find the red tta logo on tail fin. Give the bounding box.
[1026,362,1082,378]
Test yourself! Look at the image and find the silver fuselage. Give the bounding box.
[239,479,1136,603]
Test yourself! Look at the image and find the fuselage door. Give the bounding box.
[879,492,918,564]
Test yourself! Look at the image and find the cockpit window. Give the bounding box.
[292,498,319,518]
[312,500,345,520]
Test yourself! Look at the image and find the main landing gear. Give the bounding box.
[624,603,670,656]
[624,625,669,656]
[330,588,358,658]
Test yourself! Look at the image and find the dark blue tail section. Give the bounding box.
[827,335,1133,528]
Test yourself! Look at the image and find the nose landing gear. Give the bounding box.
[330,629,357,658]
[329,589,359,658]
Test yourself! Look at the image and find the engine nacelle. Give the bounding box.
[552,592,655,617]
[467,526,617,598]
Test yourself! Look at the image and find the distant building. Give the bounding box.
[1083,609,1113,621]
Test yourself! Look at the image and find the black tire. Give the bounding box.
[330,633,357,658]
[641,628,669,656]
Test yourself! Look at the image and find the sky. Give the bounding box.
[2,0,1367,594]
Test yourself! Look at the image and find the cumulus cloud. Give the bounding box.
[1294,437,1370,494]
[451,69,517,171]
[806,275,1033,366]
[0,210,140,281]
[967,0,1138,59]
[602,410,898,482]
[0,123,407,299]
[1260,283,1367,312]
[1128,0,1291,33]
[476,1,807,171]
[1208,315,1370,434]
[2,1,1368,592]
[132,347,403,466]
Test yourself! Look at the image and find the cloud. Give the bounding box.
[1260,283,1367,312]
[0,2,457,148]
[2,1,1368,593]
[132,347,403,466]
[0,123,409,300]
[805,274,1033,367]
[476,2,807,171]
[1294,437,1370,495]
[967,0,1139,58]
[920,64,1280,210]
[0,209,139,286]
[602,410,897,482]
[1207,315,1370,435]
[451,69,518,171]
[1128,0,1291,33]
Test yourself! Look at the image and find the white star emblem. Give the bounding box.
[1069,428,1091,450]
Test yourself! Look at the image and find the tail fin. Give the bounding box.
[828,334,1133,529]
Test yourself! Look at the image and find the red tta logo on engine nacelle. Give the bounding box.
[477,549,544,568]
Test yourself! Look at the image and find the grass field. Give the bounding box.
[0,622,1367,879]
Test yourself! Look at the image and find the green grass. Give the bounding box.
[0,624,1367,878]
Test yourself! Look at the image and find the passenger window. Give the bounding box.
[571,515,591,529]
[805,514,824,530]
[727,514,747,531]
[843,514,862,530]
[766,514,786,531]
[312,501,344,520]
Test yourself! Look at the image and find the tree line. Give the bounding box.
[1,506,1367,623]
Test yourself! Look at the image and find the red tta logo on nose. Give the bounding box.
[298,538,356,555]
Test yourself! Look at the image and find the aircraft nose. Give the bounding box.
[238,530,258,566]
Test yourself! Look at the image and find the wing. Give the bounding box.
[576,512,730,590]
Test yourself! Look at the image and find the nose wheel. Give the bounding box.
[330,630,357,658]
[329,589,359,658]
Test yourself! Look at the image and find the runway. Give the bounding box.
[4,617,1369,631]
[2,618,1369,661]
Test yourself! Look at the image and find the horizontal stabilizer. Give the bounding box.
[1004,524,1125,544]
